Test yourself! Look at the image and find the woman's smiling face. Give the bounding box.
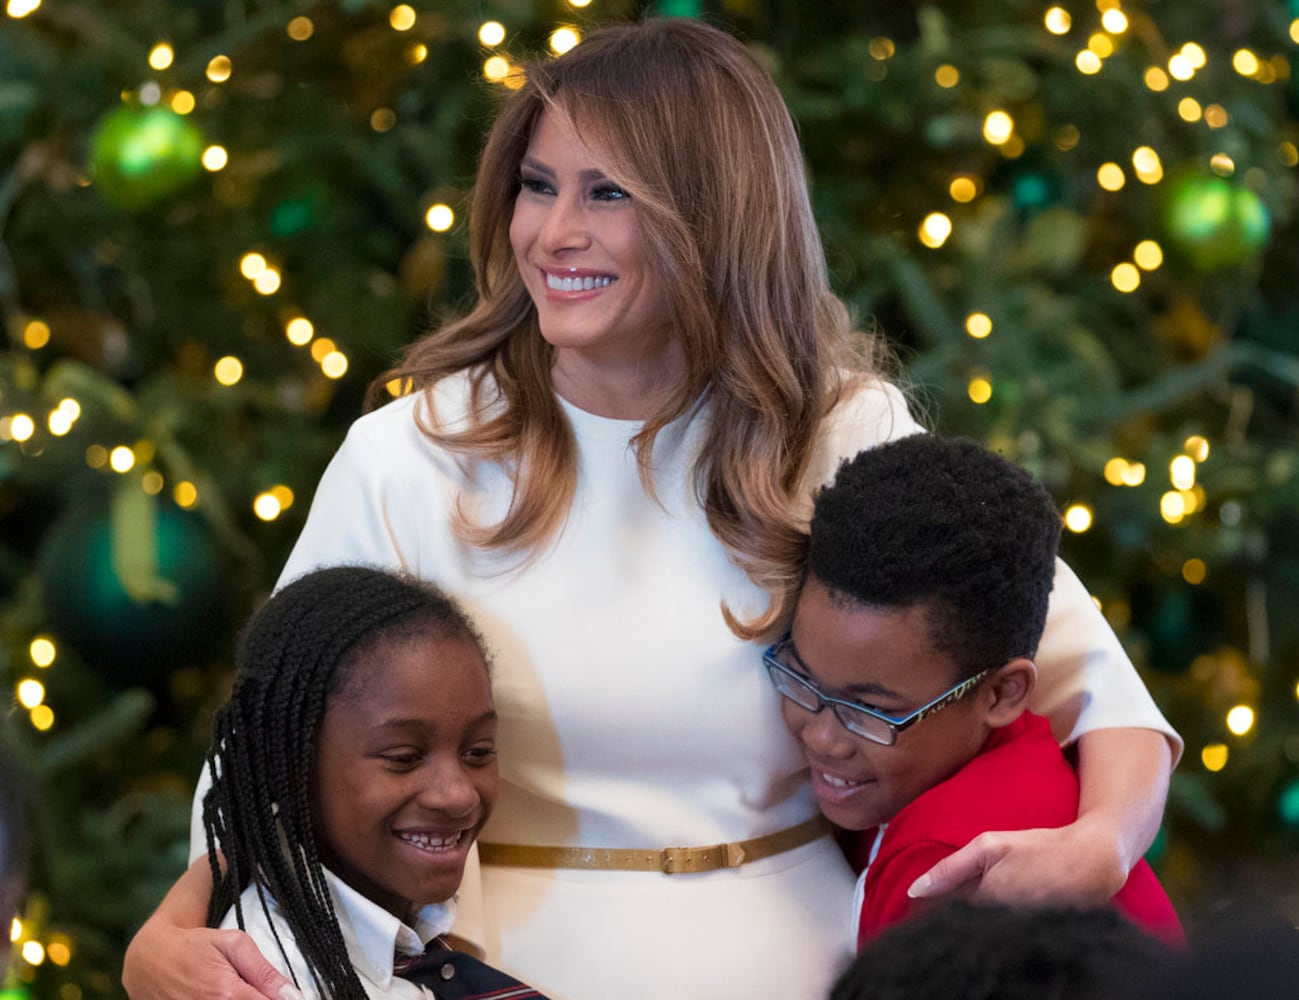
[508,110,677,397]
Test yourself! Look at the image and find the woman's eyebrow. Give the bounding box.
[519,156,611,185]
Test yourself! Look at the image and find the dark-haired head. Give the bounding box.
[808,435,1061,678]
[831,900,1170,1000]
[203,566,491,999]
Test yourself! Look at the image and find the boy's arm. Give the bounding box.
[908,727,1171,904]
[122,857,301,1000]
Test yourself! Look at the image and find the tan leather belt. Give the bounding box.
[478,815,830,875]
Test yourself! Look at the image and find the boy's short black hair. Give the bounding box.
[808,435,1061,678]
[831,900,1170,1000]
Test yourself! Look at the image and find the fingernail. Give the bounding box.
[280,986,306,1000]
[907,874,930,899]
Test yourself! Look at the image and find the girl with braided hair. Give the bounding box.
[203,565,546,1000]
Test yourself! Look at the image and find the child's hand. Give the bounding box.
[906,822,1125,905]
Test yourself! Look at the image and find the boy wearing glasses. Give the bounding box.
[768,435,1181,947]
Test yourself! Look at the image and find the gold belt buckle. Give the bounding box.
[660,842,747,874]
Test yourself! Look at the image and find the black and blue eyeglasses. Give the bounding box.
[762,634,994,747]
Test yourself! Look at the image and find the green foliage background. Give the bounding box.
[2,1,1299,995]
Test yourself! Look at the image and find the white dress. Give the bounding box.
[196,372,1179,1000]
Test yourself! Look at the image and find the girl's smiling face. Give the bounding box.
[311,633,498,920]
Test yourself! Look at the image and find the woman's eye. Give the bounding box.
[590,184,629,202]
[519,176,552,195]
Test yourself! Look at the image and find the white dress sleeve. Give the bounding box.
[820,378,1183,764]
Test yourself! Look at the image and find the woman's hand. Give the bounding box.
[121,857,301,1000]
[908,727,1173,905]
[906,819,1126,905]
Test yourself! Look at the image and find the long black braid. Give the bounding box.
[202,565,487,999]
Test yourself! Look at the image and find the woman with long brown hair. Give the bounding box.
[124,19,1178,1000]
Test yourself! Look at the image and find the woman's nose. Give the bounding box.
[538,193,591,254]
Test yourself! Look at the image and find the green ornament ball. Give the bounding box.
[1162,174,1270,272]
[1278,778,1299,829]
[0,987,33,999]
[38,502,224,683]
[89,105,205,210]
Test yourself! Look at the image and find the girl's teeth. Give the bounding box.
[399,831,461,851]
[546,273,614,291]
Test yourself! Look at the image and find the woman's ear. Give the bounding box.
[982,658,1037,728]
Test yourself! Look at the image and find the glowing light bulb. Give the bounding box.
[148,43,175,71]
[1182,558,1207,585]
[1144,67,1169,91]
[1111,262,1140,292]
[982,111,1014,146]
[949,176,978,202]
[389,4,416,31]
[919,212,952,248]
[253,268,281,295]
[1170,454,1196,490]
[1226,705,1255,736]
[1063,505,1093,533]
[23,319,50,349]
[9,414,35,442]
[110,445,136,473]
[30,637,56,668]
[286,317,314,345]
[202,146,228,171]
[1184,435,1209,461]
[321,351,349,379]
[1201,743,1228,771]
[174,481,199,508]
[253,493,282,521]
[214,356,244,386]
[240,253,267,279]
[967,376,992,404]
[1133,240,1163,270]
[965,313,992,339]
[1097,163,1125,191]
[479,21,506,46]
[550,27,580,54]
[16,679,44,709]
[935,65,960,88]
[1233,49,1260,77]
[287,16,313,40]
[206,55,232,82]
[426,204,455,232]
[1044,7,1071,34]
[1076,50,1102,75]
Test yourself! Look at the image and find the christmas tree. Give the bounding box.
[2,1,1297,995]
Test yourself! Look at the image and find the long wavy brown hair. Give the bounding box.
[371,18,885,639]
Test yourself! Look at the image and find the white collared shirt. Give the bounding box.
[219,868,456,999]
[850,825,887,946]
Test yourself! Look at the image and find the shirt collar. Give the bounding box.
[323,869,457,989]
